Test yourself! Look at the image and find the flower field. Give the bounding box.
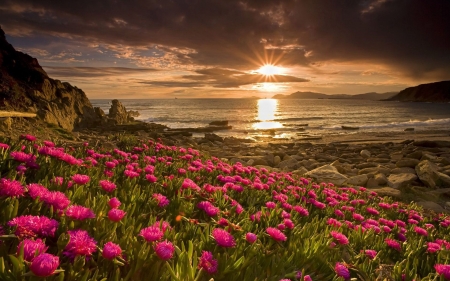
[1,134,450,280]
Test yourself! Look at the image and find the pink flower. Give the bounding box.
[65,205,95,220]
[108,209,126,222]
[152,193,170,207]
[293,205,309,216]
[352,213,364,221]
[198,251,218,274]
[212,228,236,247]
[266,227,287,242]
[146,174,158,183]
[385,238,401,251]
[366,207,379,216]
[102,242,122,260]
[152,221,172,233]
[335,262,350,280]
[27,183,49,199]
[108,197,121,208]
[0,143,10,150]
[8,215,58,238]
[364,249,377,260]
[140,226,164,242]
[414,226,428,236]
[42,191,71,211]
[246,232,257,244]
[435,264,450,279]
[30,253,59,277]
[284,219,295,229]
[330,231,349,245]
[427,242,441,253]
[266,201,276,209]
[154,240,175,260]
[21,134,37,141]
[10,151,35,163]
[72,174,90,185]
[99,180,116,192]
[124,170,140,178]
[18,238,48,262]
[0,178,25,197]
[63,230,97,261]
[304,275,312,281]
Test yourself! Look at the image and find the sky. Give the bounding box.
[1,0,449,99]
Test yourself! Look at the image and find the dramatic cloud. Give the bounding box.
[1,0,448,97]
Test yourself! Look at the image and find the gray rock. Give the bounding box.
[356,162,379,169]
[421,153,438,161]
[360,150,371,159]
[292,166,309,176]
[367,157,391,163]
[273,155,281,166]
[387,173,418,189]
[358,167,390,176]
[278,158,298,170]
[305,165,348,185]
[252,158,269,166]
[344,175,368,186]
[406,151,423,160]
[374,173,388,185]
[416,201,445,213]
[390,152,403,161]
[370,187,402,199]
[415,161,450,188]
[396,158,420,168]
[391,167,416,174]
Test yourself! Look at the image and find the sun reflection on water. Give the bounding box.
[253,99,283,130]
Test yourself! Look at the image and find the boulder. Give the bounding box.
[358,167,390,176]
[416,201,445,213]
[278,158,298,170]
[360,150,371,159]
[387,173,418,189]
[273,155,281,166]
[204,133,223,142]
[344,175,368,187]
[292,166,309,176]
[366,173,388,188]
[390,167,416,174]
[396,158,420,168]
[406,151,423,160]
[415,160,450,188]
[108,99,130,125]
[370,187,402,199]
[305,165,348,185]
[390,152,403,161]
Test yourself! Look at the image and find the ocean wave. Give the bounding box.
[324,118,450,130]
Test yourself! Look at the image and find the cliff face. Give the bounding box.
[0,27,99,131]
[387,81,450,103]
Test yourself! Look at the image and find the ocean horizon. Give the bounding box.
[91,98,450,140]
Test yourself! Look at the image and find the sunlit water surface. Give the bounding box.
[91,99,450,140]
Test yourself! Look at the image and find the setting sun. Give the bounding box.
[257,64,283,76]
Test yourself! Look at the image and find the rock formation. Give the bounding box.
[387,81,450,102]
[0,26,100,131]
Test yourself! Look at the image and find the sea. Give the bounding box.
[91,99,450,141]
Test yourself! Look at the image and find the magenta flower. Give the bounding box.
[385,238,401,251]
[108,197,121,209]
[212,228,236,247]
[99,180,116,192]
[20,134,37,142]
[0,143,10,150]
[304,275,312,281]
[153,193,170,207]
[152,221,172,233]
[0,178,25,198]
[198,251,218,274]
[8,215,58,238]
[10,151,35,163]
[266,227,287,242]
[42,191,71,211]
[266,201,276,209]
[352,213,364,221]
[140,226,164,242]
[108,209,126,222]
[435,264,450,279]
[335,262,350,280]
[154,240,175,260]
[146,174,158,183]
[102,241,122,260]
[66,205,96,220]
[124,170,140,178]
[17,238,48,262]
[72,174,90,185]
[330,231,349,245]
[293,205,309,216]
[27,183,49,199]
[414,226,428,236]
[366,207,379,216]
[427,242,441,253]
[364,250,377,260]
[63,230,97,260]
[246,232,257,244]
[30,253,59,277]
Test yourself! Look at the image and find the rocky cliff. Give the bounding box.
[0,27,99,131]
[387,81,450,103]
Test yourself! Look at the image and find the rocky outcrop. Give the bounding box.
[0,27,99,131]
[387,81,450,103]
[305,165,348,185]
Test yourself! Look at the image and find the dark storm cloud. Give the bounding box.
[1,0,449,79]
[44,67,158,78]
[141,68,308,88]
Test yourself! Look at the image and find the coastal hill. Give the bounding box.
[272,91,397,100]
[0,26,99,131]
[386,80,450,102]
